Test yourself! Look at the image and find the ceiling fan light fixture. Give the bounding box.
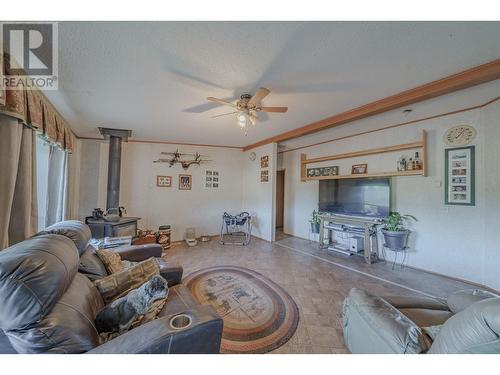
[237,112,247,129]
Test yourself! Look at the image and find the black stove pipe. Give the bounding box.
[107,135,122,210]
[98,127,132,211]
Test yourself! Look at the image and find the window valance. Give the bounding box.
[0,55,75,152]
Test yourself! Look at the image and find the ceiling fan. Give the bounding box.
[207,87,288,134]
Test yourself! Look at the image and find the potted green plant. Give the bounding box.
[381,212,417,251]
[309,210,322,234]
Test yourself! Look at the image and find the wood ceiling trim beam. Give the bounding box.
[242,58,500,151]
[77,136,243,150]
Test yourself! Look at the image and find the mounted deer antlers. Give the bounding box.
[153,150,211,170]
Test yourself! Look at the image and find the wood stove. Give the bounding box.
[85,127,140,239]
[86,216,140,239]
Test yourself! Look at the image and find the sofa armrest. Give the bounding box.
[87,305,223,354]
[382,295,449,311]
[114,244,163,261]
[446,289,499,314]
[342,288,432,354]
[113,245,182,286]
[157,259,183,287]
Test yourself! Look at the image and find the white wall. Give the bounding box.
[482,100,500,289]
[242,143,277,242]
[79,139,279,242]
[75,98,500,289]
[281,99,500,290]
[78,140,244,242]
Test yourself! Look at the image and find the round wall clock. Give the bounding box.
[443,125,476,146]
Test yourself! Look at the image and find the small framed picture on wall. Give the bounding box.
[179,174,192,190]
[351,163,368,174]
[156,175,172,187]
[205,170,220,188]
[260,155,269,168]
[445,146,475,206]
[261,170,269,182]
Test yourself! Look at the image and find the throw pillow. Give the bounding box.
[79,248,109,281]
[94,257,160,304]
[96,249,124,274]
[121,260,136,270]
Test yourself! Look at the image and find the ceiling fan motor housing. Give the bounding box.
[239,93,255,110]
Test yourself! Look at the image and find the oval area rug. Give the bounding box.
[184,265,299,354]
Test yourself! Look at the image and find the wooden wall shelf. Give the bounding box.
[300,130,427,181]
[303,170,424,180]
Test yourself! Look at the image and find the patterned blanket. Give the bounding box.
[95,275,169,339]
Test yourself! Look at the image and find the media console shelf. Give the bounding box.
[300,130,427,181]
[319,214,381,264]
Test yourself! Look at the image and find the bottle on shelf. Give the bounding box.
[414,151,422,170]
[398,156,407,172]
[397,157,403,171]
[407,157,414,171]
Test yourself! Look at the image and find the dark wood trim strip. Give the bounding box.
[76,136,243,150]
[128,139,242,149]
[244,58,500,151]
[75,95,500,154]
[278,96,500,155]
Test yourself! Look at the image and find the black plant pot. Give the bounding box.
[382,229,409,251]
[310,223,320,234]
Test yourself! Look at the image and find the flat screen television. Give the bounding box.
[318,177,390,218]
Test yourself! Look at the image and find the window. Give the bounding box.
[35,137,68,230]
[36,137,50,230]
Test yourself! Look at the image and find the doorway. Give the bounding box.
[275,170,285,232]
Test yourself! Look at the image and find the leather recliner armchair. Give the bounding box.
[342,287,500,354]
[0,221,223,354]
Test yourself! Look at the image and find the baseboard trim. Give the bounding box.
[401,263,500,295]
[274,241,438,298]
[279,233,499,294]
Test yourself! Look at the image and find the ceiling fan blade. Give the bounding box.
[248,113,258,125]
[211,111,238,118]
[248,87,270,106]
[206,97,237,107]
[258,106,288,113]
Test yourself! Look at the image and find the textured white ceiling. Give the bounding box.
[44,21,500,147]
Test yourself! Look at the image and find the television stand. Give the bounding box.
[319,214,380,264]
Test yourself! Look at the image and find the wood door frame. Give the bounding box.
[275,169,285,230]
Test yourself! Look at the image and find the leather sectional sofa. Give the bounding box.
[342,287,500,354]
[0,221,223,354]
